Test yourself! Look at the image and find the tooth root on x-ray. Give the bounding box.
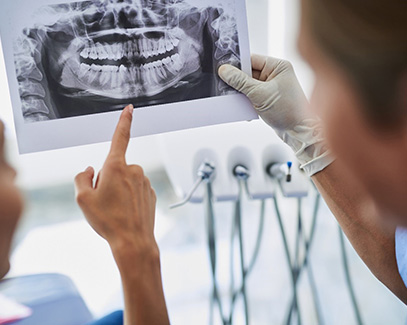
[13,0,241,122]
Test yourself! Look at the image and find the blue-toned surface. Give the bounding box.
[86,311,123,325]
[0,274,93,325]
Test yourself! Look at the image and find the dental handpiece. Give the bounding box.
[233,164,250,181]
[267,161,292,183]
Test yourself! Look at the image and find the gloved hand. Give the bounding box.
[218,54,335,177]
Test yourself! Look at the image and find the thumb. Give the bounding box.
[74,166,95,199]
[218,64,260,96]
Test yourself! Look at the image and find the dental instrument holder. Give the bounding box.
[233,165,255,200]
[233,165,250,181]
[168,159,333,325]
[266,161,309,198]
[170,161,216,209]
[267,161,292,183]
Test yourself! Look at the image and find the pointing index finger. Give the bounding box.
[108,105,134,159]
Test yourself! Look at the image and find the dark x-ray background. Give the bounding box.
[13,0,241,122]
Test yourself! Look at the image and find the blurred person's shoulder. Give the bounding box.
[395,227,407,287]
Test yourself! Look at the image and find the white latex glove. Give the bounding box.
[218,54,335,177]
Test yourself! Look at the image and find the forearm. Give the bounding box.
[111,240,170,325]
[312,161,407,303]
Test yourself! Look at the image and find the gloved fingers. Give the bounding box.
[251,54,268,72]
[218,64,261,95]
[252,55,271,82]
[252,69,261,80]
[252,54,292,81]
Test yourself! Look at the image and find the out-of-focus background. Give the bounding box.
[1,0,406,324]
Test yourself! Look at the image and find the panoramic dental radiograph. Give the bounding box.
[13,0,241,122]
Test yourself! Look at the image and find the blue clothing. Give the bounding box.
[395,227,407,287]
[87,311,123,325]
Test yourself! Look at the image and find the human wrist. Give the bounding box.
[109,236,160,273]
[277,120,335,177]
[300,150,336,176]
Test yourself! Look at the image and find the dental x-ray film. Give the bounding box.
[0,0,256,153]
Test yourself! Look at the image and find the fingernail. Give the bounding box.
[85,166,93,172]
[127,104,134,113]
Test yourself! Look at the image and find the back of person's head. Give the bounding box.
[303,0,407,129]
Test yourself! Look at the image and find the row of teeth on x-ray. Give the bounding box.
[78,53,183,87]
[80,37,180,61]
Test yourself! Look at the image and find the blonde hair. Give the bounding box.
[304,0,407,127]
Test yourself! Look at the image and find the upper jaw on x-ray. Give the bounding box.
[13,0,241,122]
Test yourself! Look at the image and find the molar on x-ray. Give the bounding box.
[13,0,241,122]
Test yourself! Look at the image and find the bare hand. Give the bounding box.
[74,105,157,253]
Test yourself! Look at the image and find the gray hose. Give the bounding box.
[338,226,363,325]
[273,197,302,325]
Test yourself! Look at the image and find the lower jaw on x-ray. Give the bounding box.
[13,0,241,122]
